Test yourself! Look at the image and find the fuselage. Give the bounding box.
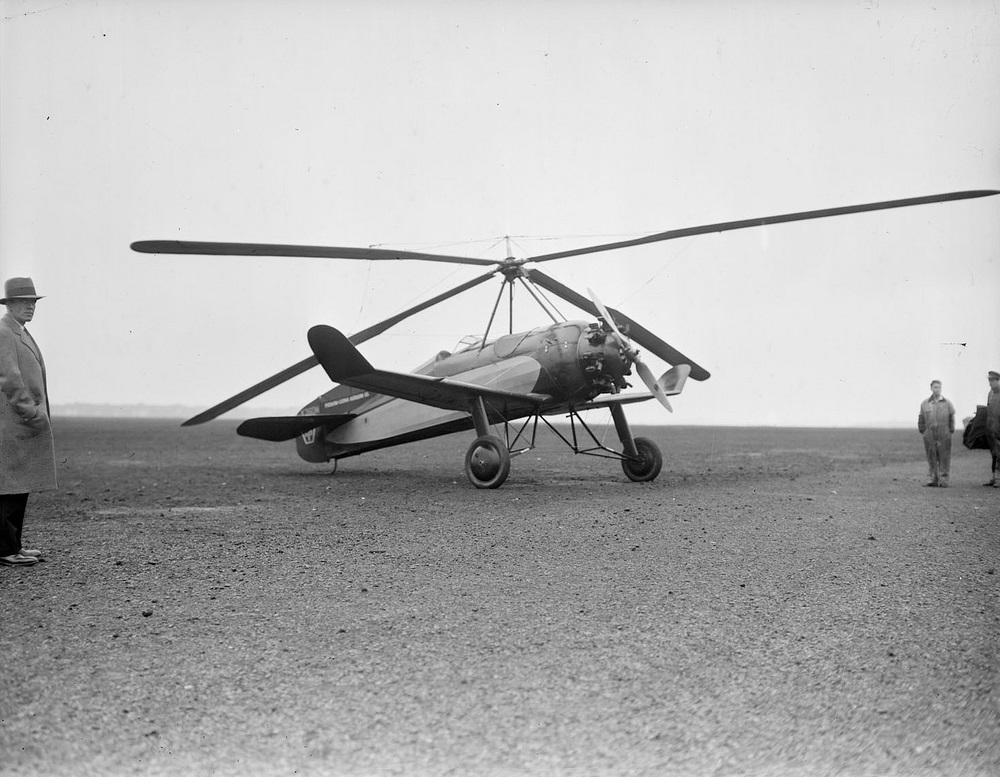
[295,319,631,462]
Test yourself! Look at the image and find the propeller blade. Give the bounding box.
[525,189,1000,264]
[528,269,711,380]
[181,268,499,425]
[131,240,501,267]
[634,358,673,412]
[589,287,673,412]
[587,287,628,346]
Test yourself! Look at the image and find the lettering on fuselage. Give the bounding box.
[323,392,371,410]
[297,390,374,444]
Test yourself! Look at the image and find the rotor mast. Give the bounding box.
[479,236,563,347]
[506,236,514,334]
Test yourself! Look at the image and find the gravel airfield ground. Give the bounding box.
[1,417,998,777]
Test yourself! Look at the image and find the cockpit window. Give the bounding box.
[493,331,532,358]
[455,334,484,352]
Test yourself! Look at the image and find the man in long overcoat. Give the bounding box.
[0,277,57,566]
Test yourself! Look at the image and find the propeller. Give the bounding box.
[588,288,674,413]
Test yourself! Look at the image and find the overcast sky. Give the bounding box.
[1,0,997,428]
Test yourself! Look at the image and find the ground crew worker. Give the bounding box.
[918,379,955,487]
[985,371,1000,487]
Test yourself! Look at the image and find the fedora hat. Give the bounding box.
[0,277,44,304]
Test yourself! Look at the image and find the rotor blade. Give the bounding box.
[634,359,673,413]
[182,267,500,425]
[131,240,501,267]
[526,269,711,381]
[181,356,319,426]
[346,267,500,344]
[525,189,1000,264]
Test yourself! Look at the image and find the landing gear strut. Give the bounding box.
[460,395,664,487]
[611,403,662,482]
[620,436,663,482]
[464,435,511,489]
[464,396,511,489]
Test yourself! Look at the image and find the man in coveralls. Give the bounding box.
[985,371,1000,487]
[918,379,955,487]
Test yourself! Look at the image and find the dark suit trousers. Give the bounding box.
[0,493,30,556]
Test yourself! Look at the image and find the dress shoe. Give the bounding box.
[18,548,42,558]
[0,554,38,566]
[924,482,938,487]
[984,481,997,487]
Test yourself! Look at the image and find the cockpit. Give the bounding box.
[454,334,485,353]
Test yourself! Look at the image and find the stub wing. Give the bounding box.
[237,413,356,442]
[562,394,655,413]
[307,325,551,415]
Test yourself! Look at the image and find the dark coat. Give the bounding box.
[0,312,57,493]
[963,405,991,450]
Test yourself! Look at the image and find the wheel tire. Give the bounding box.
[621,436,663,482]
[464,435,511,489]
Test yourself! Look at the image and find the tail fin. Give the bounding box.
[308,325,373,381]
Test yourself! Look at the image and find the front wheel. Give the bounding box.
[621,436,662,482]
[464,435,511,489]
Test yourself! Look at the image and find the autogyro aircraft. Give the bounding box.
[132,189,997,488]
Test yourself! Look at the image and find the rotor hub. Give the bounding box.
[498,257,529,281]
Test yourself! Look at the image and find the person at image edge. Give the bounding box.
[0,277,57,566]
